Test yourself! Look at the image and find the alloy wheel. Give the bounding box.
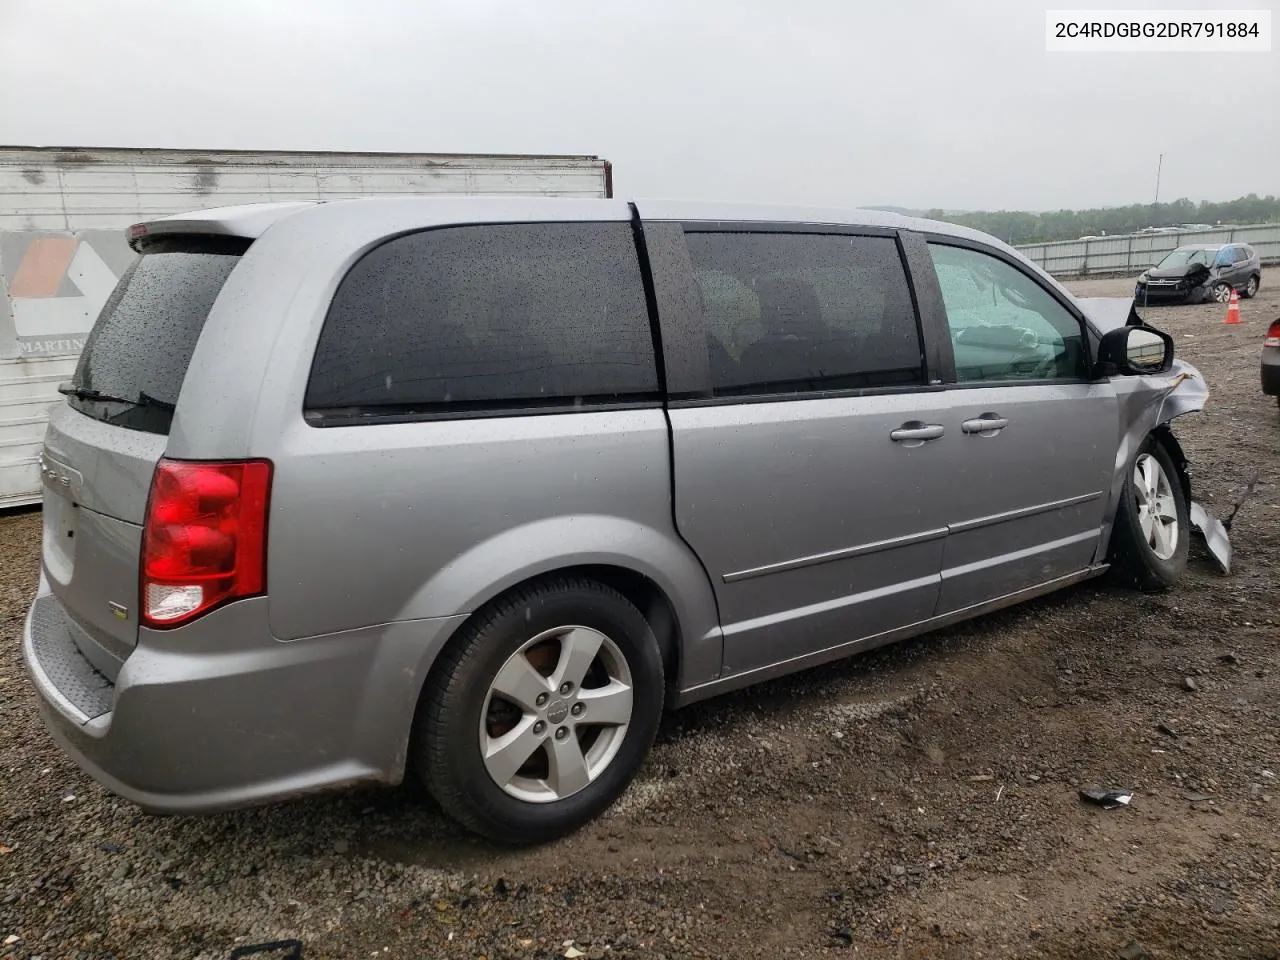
[479,625,634,803]
[1133,453,1178,561]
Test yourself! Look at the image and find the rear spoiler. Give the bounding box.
[127,201,316,252]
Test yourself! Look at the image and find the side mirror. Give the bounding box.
[1095,325,1174,378]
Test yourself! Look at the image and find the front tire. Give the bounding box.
[1108,437,1189,591]
[1211,281,1233,303]
[415,577,664,844]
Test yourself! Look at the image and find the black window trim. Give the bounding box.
[303,218,665,427]
[305,398,665,427]
[663,222,934,408]
[918,232,1097,386]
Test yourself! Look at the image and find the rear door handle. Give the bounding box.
[890,422,945,444]
[961,414,1009,435]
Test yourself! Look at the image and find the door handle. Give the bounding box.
[890,422,945,444]
[961,414,1009,435]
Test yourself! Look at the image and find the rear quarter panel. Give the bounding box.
[266,410,719,672]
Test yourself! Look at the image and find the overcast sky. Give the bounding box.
[0,0,1275,212]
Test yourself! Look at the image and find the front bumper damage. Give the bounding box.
[1134,281,1217,306]
[1189,503,1232,574]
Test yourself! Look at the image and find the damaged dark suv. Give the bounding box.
[1135,244,1261,305]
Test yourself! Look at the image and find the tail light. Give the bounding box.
[141,458,272,628]
[1265,320,1280,349]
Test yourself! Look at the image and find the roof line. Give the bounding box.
[0,145,604,163]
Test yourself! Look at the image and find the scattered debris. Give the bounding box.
[1118,941,1152,960]
[1184,792,1214,803]
[1222,471,1261,532]
[829,925,854,946]
[1157,722,1179,738]
[969,774,994,782]
[1182,677,1199,692]
[4,935,20,947]
[0,844,12,856]
[565,947,586,959]
[1189,501,1232,574]
[228,940,304,959]
[1217,652,1241,665]
[1079,786,1133,810]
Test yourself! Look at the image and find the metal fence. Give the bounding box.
[1016,222,1280,277]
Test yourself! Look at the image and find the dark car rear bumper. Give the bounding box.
[1262,348,1280,396]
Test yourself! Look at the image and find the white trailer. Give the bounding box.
[0,146,614,508]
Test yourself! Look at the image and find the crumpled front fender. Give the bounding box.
[1102,360,1230,573]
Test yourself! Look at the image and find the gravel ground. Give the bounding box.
[2,273,1278,960]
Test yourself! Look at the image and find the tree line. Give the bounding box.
[922,194,1280,245]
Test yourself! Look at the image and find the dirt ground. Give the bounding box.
[1,273,1277,960]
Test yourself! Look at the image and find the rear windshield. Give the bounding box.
[67,236,247,434]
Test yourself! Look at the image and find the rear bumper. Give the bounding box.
[23,577,466,813]
[1262,349,1280,396]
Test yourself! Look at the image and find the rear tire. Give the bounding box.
[1108,436,1189,591]
[1243,274,1260,299]
[415,576,664,844]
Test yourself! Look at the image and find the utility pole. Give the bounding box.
[1153,153,1163,209]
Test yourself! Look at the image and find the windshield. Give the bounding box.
[68,236,248,434]
[1156,247,1216,269]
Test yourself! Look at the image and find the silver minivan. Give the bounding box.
[24,198,1225,843]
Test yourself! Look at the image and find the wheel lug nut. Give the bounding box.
[555,726,569,740]
[533,720,546,735]
[559,682,574,695]
[570,703,585,716]
[535,693,549,707]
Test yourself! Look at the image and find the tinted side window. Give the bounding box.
[928,243,1087,383]
[1233,247,1250,263]
[306,222,658,415]
[685,232,923,396]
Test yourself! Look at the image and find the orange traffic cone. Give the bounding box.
[1224,289,1241,324]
